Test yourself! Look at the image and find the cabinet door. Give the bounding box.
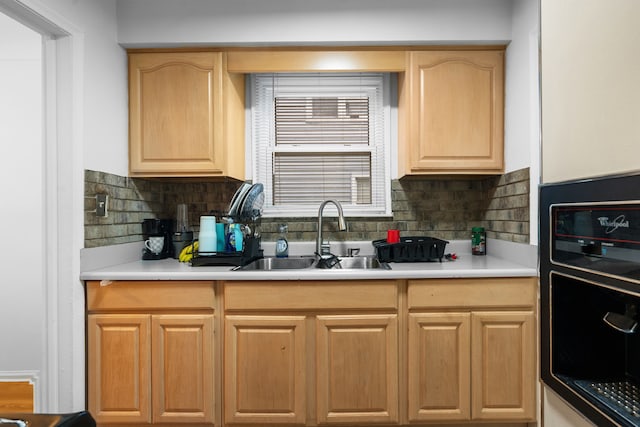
[407,312,471,422]
[224,315,306,425]
[316,314,398,424]
[401,50,504,175]
[88,314,151,424]
[152,315,214,424]
[471,311,536,421]
[129,52,224,176]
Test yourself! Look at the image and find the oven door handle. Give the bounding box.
[603,311,638,334]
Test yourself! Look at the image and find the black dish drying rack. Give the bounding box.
[373,236,449,262]
[190,236,263,267]
[190,203,264,267]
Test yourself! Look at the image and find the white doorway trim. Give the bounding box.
[0,0,84,412]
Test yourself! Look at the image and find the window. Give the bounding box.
[250,73,391,217]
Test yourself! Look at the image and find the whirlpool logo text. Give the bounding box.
[597,215,630,234]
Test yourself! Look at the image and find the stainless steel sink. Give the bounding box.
[237,256,317,271]
[331,256,390,270]
[236,255,390,271]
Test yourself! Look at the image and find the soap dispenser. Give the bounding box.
[275,224,289,258]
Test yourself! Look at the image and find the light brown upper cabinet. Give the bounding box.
[399,50,505,176]
[128,51,245,178]
[128,48,505,179]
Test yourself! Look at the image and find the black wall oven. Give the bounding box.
[540,173,640,427]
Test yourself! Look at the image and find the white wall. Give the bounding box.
[117,0,513,47]
[505,0,539,173]
[0,0,127,412]
[39,0,129,177]
[541,0,640,183]
[0,10,44,380]
[505,0,539,244]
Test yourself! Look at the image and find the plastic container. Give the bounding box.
[471,226,486,255]
[386,229,400,243]
[234,225,243,251]
[275,224,289,258]
[216,223,226,251]
[176,204,189,233]
[199,216,217,254]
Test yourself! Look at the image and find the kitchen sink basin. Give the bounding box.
[237,256,317,271]
[329,256,390,270]
[236,256,390,271]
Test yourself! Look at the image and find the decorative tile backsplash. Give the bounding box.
[84,168,530,248]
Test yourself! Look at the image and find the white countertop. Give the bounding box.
[80,239,538,282]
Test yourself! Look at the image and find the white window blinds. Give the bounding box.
[251,73,391,217]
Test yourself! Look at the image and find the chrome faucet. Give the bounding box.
[316,200,347,257]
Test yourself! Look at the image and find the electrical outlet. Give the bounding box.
[96,194,108,217]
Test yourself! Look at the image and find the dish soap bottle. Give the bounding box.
[275,224,289,258]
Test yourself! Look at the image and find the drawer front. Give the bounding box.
[408,277,536,309]
[86,281,215,311]
[224,280,398,311]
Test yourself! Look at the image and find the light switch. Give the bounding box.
[96,194,108,217]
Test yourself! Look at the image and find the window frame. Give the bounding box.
[248,72,392,218]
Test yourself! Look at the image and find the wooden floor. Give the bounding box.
[0,381,33,412]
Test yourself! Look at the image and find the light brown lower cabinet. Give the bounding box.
[224,315,307,425]
[86,281,215,425]
[407,278,537,423]
[408,312,472,421]
[85,277,536,427]
[316,314,398,425]
[223,280,399,425]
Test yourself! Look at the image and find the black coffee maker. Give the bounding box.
[141,219,174,260]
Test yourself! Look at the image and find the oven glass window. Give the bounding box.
[551,273,640,426]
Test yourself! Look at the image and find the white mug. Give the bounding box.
[145,236,165,255]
